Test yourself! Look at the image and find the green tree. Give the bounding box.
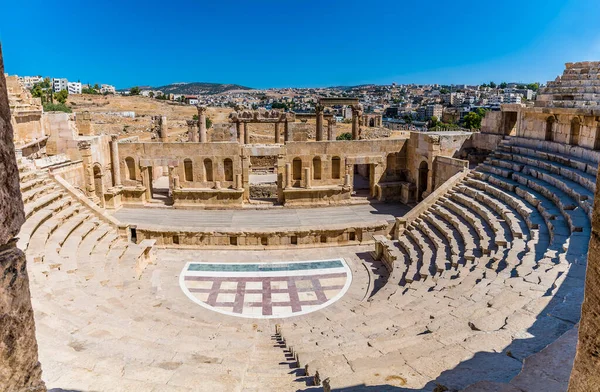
[429,115,439,128]
[54,89,69,104]
[499,82,508,89]
[463,111,483,130]
[439,88,450,94]
[336,132,352,140]
[489,81,497,89]
[527,82,540,91]
[206,117,212,129]
[93,83,100,90]
[130,86,141,95]
[149,91,155,98]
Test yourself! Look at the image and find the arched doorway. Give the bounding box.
[418,161,428,201]
[369,118,375,127]
[570,117,581,146]
[545,116,555,142]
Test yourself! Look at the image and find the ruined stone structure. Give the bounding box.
[6,59,600,392]
[6,75,44,148]
[0,45,46,392]
[228,108,295,144]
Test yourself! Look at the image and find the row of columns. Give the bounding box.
[234,120,289,144]
[316,105,361,140]
[187,106,208,143]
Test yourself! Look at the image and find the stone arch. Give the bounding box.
[545,116,555,142]
[570,117,581,146]
[125,157,135,180]
[331,156,341,179]
[224,158,233,182]
[292,158,302,181]
[204,158,213,182]
[312,156,321,180]
[418,160,428,201]
[184,158,193,182]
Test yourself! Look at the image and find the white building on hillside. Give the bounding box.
[100,84,116,94]
[68,82,82,94]
[52,78,68,92]
[19,76,44,89]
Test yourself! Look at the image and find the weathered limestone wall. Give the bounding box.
[480,111,503,134]
[0,45,46,392]
[433,156,468,189]
[118,142,242,189]
[569,163,600,391]
[6,75,44,146]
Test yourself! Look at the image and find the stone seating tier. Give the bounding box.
[278,136,592,391]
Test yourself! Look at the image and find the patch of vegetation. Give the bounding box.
[336,132,352,141]
[43,102,72,113]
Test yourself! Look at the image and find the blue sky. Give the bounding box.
[2,0,600,89]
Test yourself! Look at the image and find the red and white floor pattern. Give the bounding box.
[179,259,352,319]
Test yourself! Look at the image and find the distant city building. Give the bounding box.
[19,76,44,89]
[52,78,68,92]
[504,93,522,104]
[184,95,199,105]
[100,84,116,94]
[67,82,82,95]
[425,104,443,120]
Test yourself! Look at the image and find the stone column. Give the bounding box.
[315,105,324,141]
[197,105,207,143]
[244,122,250,144]
[351,105,362,140]
[78,141,98,202]
[304,167,311,188]
[187,120,198,142]
[284,119,291,142]
[110,135,121,187]
[239,122,246,144]
[285,163,292,189]
[141,166,152,201]
[235,174,243,190]
[274,122,281,144]
[0,46,47,391]
[158,116,168,141]
[327,118,335,141]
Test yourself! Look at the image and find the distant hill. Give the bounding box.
[120,82,253,95]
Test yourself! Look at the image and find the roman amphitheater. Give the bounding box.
[3,51,600,392]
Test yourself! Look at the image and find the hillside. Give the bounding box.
[153,82,252,95]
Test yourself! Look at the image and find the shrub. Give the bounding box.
[43,103,72,113]
[336,132,352,140]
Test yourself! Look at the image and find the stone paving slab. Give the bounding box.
[112,203,409,229]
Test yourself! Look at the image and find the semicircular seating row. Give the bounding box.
[17,160,306,391]
[278,136,597,391]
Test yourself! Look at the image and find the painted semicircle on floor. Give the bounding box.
[179,258,352,319]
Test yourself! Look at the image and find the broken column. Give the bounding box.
[285,163,292,188]
[351,105,362,140]
[110,135,121,187]
[315,105,324,141]
[187,120,198,142]
[327,118,335,141]
[304,167,311,188]
[0,44,47,392]
[158,115,168,142]
[197,105,207,143]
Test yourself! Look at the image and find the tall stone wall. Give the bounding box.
[568,165,600,390]
[0,45,46,392]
